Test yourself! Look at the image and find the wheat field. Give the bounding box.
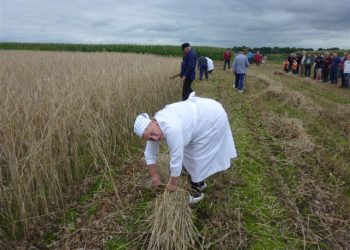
[1,50,349,249]
[0,51,180,243]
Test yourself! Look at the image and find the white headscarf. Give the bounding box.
[134,113,151,138]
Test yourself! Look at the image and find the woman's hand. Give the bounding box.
[149,164,161,189]
[151,173,162,189]
[167,176,180,192]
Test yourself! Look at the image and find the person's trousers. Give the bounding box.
[199,65,208,80]
[235,73,245,90]
[344,73,350,88]
[323,68,330,82]
[340,70,345,87]
[300,64,305,76]
[223,60,230,70]
[330,68,339,84]
[182,78,194,100]
[315,68,322,80]
[305,64,311,77]
[313,67,316,79]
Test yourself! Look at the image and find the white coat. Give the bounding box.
[144,93,237,182]
[205,57,214,71]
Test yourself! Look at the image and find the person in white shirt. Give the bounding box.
[343,54,350,89]
[206,57,214,73]
[134,92,237,204]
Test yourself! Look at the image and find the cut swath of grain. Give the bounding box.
[263,80,323,115]
[145,188,201,250]
[143,153,201,250]
[265,115,315,162]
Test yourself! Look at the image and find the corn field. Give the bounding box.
[0,43,225,60]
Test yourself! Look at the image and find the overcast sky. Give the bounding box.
[1,0,349,49]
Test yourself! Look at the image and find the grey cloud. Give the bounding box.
[0,0,349,49]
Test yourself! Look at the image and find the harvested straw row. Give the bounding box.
[263,114,315,163]
[143,153,201,250]
[146,188,200,250]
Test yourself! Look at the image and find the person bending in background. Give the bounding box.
[206,57,215,73]
[197,56,208,81]
[133,92,237,204]
[223,49,231,70]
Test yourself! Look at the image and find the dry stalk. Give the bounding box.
[143,153,201,250]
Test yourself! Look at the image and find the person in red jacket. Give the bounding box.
[253,51,263,67]
[223,48,232,70]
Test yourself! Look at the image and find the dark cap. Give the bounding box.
[181,42,190,50]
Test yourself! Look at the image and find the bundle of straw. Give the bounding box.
[144,153,201,250]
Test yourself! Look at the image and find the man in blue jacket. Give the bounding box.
[330,53,341,84]
[180,43,197,100]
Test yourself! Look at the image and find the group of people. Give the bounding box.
[248,51,266,66]
[223,49,266,70]
[283,51,350,88]
[134,42,239,204]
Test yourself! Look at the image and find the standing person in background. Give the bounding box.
[299,51,306,77]
[223,49,232,70]
[304,53,313,78]
[254,51,262,66]
[314,53,324,82]
[343,54,350,89]
[323,53,332,82]
[283,59,289,73]
[330,53,341,84]
[296,53,302,74]
[313,55,317,80]
[292,59,298,74]
[287,53,293,73]
[247,50,254,64]
[340,53,348,88]
[232,50,249,93]
[179,43,197,100]
[197,56,208,81]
